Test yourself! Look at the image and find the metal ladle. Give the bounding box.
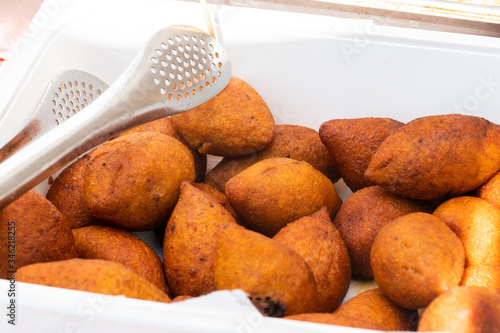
[0,25,232,209]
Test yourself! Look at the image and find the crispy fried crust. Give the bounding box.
[365,114,500,201]
[273,208,351,312]
[192,183,239,221]
[334,288,418,331]
[73,225,169,294]
[333,186,433,279]
[118,117,206,182]
[17,259,171,303]
[461,265,500,293]
[371,213,465,309]
[477,170,500,209]
[118,116,179,138]
[163,181,238,296]
[434,196,500,267]
[171,77,275,157]
[319,117,403,192]
[225,157,342,237]
[0,190,78,278]
[46,153,101,229]
[214,224,320,316]
[418,286,500,333]
[284,313,385,331]
[83,132,195,231]
[205,124,340,192]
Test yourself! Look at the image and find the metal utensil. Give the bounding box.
[0,24,231,208]
[0,70,109,163]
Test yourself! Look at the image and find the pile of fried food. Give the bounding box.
[2,76,500,332]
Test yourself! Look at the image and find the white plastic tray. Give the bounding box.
[1,0,500,332]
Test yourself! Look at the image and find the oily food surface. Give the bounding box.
[417,286,500,333]
[205,124,340,192]
[370,212,465,310]
[73,225,169,294]
[365,114,500,200]
[273,207,351,312]
[171,77,275,157]
[4,74,500,331]
[225,157,342,237]
[0,189,78,279]
[16,259,171,303]
[319,117,403,192]
[333,185,434,279]
[45,154,100,229]
[83,132,195,231]
[163,181,238,297]
[433,196,500,267]
[214,223,320,316]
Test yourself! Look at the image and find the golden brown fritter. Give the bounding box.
[171,77,275,157]
[461,265,500,293]
[204,124,340,192]
[333,185,433,279]
[118,116,179,138]
[83,132,195,231]
[225,157,342,237]
[0,190,78,278]
[476,170,500,209]
[284,313,385,331]
[72,225,168,294]
[418,286,500,333]
[433,196,500,267]
[17,259,171,303]
[334,288,418,331]
[192,182,239,221]
[371,212,465,309]
[118,117,206,182]
[163,181,238,297]
[319,117,403,192]
[214,224,320,316]
[273,208,351,312]
[154,182,240,245]
[46,152,101,229]
[365,114,500,201]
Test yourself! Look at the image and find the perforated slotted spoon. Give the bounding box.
[0,70,109,163]
[0,25,231,208]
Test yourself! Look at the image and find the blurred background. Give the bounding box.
[0,0,43,65]
[0,0,498,67]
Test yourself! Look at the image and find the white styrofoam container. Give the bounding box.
[1,0,500,332]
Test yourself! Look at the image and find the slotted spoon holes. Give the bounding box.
[51,80,101,125]
[151,34,225,102]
